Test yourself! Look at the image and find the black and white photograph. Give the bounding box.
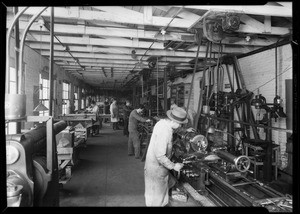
[2,2,297,211]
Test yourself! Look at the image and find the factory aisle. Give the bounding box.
[59,122,146,206]
[59,122,199,207]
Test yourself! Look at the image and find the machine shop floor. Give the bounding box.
[59,122,200,207]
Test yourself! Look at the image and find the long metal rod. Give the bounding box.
[163,67,167,111]
[14,7,21,134]
[13,7,20,94]
[186,34,202,112]
[194,41,211,129]
[6,7,28,94]
[18,7,48,94]
[49,7,54,116]
[275,42,278,96]
[157,57,159,116]
[202,114,292,133]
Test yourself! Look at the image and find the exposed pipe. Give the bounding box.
[194,41,211,129]
[237,37,290,59]
[186,31,202,112]
[6,7,29,94]
[13,7,21,133]
[163,67,167,111]
[18,7,48,94]
[49,7,54,116]
[157,57,159,116]
[13,7,20,94]
[202,113,292,133]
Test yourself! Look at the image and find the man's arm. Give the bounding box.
[132,110,147,122]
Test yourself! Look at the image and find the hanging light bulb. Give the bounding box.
[273,95,282,105]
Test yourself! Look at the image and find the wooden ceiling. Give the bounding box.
[6,3,292,90]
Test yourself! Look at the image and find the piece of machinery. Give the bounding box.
[170,128,292,211]
[6,118,67,207]
[58,113,97,140]
[56,126,85,184]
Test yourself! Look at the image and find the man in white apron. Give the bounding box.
[144,107,187,206]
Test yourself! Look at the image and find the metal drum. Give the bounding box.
[5,94,27,120]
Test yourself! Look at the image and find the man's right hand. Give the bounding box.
[173,163,184,172]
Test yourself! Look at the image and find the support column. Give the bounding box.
[163,68,167,112]
[49,7,54,116]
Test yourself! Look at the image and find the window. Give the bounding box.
[81,88,85,109]
[9,67,17,93]
[39,74,49,116]
[74,85,78,112]
[62,82,70,114]
[6,67,17,134]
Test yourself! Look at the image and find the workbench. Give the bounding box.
[57,113,97,140]
[56,126,87,184]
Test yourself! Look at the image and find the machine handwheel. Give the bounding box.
[235,156,250,172]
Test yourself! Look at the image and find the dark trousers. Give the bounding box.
[128,131,140,158]
[123,118,129,136]
[92,119,100,135]
[112,122,119,130]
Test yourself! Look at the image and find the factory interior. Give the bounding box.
[3,3,297,211]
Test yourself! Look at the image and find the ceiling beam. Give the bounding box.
[29,41,253,58]
[19,6,194,29]
[14,7,291,35]
[264,16,272,33]
[28,42,249,56]
[55,60,169,67]
[27,33,272,55]
[7,16,195,42]
[152,6,290,35]
[143,6,153,25]
[40,50,211,63]
[26,33,165,49]
[187,10,211,31]
[240,14,265,33]
[172,5,292,17]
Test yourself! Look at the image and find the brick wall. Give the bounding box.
[172,44,292,169]
[237,44,293,168]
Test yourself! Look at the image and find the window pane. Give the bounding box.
[39,88,42,99]
[81,99,84,109]
[43,79,48,87]
[8,122,17,134]
[9,82,17,93]
[10,67,16,81]
[44,100,49,108]
[43,89,48,99]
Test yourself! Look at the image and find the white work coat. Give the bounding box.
[144,119,176,206]
[110,102,119,122]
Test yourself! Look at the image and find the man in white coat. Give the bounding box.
[110,98,120,130]
[144,106,188,207]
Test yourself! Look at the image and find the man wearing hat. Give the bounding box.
[144,106,188,207]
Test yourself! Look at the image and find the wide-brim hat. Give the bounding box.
[166,107,188,124]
